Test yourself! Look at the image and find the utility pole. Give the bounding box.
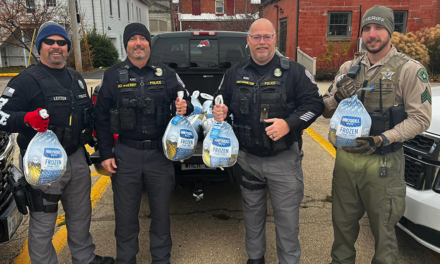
[68,0,82,72]
[169,0,175,31]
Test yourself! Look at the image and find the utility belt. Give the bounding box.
[232,122,300,157]
[369,104,406,155]
[110,98,171,135]
[7,172,60,215]
[119,137,160,150]
[50,125,92,155]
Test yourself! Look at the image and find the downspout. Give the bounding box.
[91,0,96,28]
[295,0,299,62]
[100,0,105,33]
[21,30,27,67]
[274,5,279,35]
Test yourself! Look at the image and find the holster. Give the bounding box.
[110,108,122,134]
[119,107,136,130]
[7,174,28,215]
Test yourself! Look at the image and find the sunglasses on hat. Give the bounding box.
[42,39,68,46]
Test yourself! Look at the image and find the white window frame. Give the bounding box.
[327,11,352,41]
[215,0,224,14]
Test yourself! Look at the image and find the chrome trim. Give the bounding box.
[421,131,440,142]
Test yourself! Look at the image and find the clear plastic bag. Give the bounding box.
[189,90,202,116]
[202,95,239,168]
[329,94,372,147]
[162,92,198,161]
[24,121,67,186]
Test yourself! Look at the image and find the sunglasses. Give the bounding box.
[42,39,68,46]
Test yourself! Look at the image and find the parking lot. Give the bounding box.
[0,77,439,264]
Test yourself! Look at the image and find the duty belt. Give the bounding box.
[119,137,159,150]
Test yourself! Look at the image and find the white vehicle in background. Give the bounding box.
[398,85,440,253]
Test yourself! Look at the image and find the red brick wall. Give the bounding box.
[436,0,440,25]
[261,0,438,69]
[178,0,259,16]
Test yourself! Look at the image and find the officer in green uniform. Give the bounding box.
[323,5,432,264]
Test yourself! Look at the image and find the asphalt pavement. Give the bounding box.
[0,77,439,264]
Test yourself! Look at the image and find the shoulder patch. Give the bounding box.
[417,68,429,83]
[176,73,185,88]
[421,87,432,104]
[218,75,225,90]
[2,87,15,98]
[305,69,316,84]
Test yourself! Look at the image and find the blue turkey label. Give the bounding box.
[171,115,183,125]
[192,106,202,115]
[41,148,64,169]
[210,137,231,166]
[177,129,195,149]
[336,116,362,138]
[210,123,222,139]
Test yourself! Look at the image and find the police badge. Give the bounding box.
[274,68,282,77]
[155,68,163,76]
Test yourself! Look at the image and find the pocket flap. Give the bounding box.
[386,183,406,196]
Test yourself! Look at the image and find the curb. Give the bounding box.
[0,73,19,77]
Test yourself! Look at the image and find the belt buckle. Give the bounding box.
[142,140,152,149]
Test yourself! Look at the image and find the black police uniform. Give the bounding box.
[216,55,324,263]
[0,62,97,264]
[95,58,192,264]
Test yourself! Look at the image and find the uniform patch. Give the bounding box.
[218,75,225,90]
[305,69,316,84]
[0,111,10,125]
[0,98,9,109]
[176,73,185,88]
[262,81,280,86]
[78,80,85,89]
[149,80,162,85]
[130,78,136,82]
[421,87,432,104]
[117,83,137,88]
[51,96,68,101]
[381,68,395,80]
[274,68,282,77]
[2,87,15,98]
[243,76,250,80]
[78,94,88,99]
[156,68,163,76]
[417,68,429,83]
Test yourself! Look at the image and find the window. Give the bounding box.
[26,0,35,12]
[109,0,113,16]
[215,0,224,14]
[150,20,167,32]
[226,0,234,15]
[117,0,121,18]
[127,2,130,21]
[46,0,56,7]
[327,12,352,40]
[132,3,134,21]
[279,18,287,55]
[251,0,261,3]
[192,0,201,15]
[219,37,248,68]
[136,7,138,22]
[150,38,190,68]
[394,11,407,34]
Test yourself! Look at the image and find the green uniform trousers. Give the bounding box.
[330,148,406,264]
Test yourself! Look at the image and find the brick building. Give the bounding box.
[260,0,439,68]
[173,0,261,32]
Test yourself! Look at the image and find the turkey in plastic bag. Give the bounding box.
[200,93,215,136]
[23,110,67,185]
[202,95,239,168]
[328,94,372,148]
[162,91,198,161]
[189,90,203,116]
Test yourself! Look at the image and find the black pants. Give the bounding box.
[112,142,175,264]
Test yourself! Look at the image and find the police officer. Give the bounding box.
[95,23,192,264]
[213,18,324,264]
[0,22,114,264]
[323,6,432,264]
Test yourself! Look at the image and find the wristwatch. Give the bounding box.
[379,134,390,146]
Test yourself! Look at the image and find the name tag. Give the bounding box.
[118,83,137,88]
[51,96,68,101]
[77,94,88,99]
[236,80,255,86]
[262,81,280,86]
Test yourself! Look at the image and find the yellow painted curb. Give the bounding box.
[0,73,19,77]
[14,170,112,263]
[304,127,336,159]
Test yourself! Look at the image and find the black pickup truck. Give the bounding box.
[91,31,249,199]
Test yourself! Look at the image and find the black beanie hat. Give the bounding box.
[123,23,151,50]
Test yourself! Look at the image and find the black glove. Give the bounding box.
[342,136,382,155]
[334,75,356,102]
